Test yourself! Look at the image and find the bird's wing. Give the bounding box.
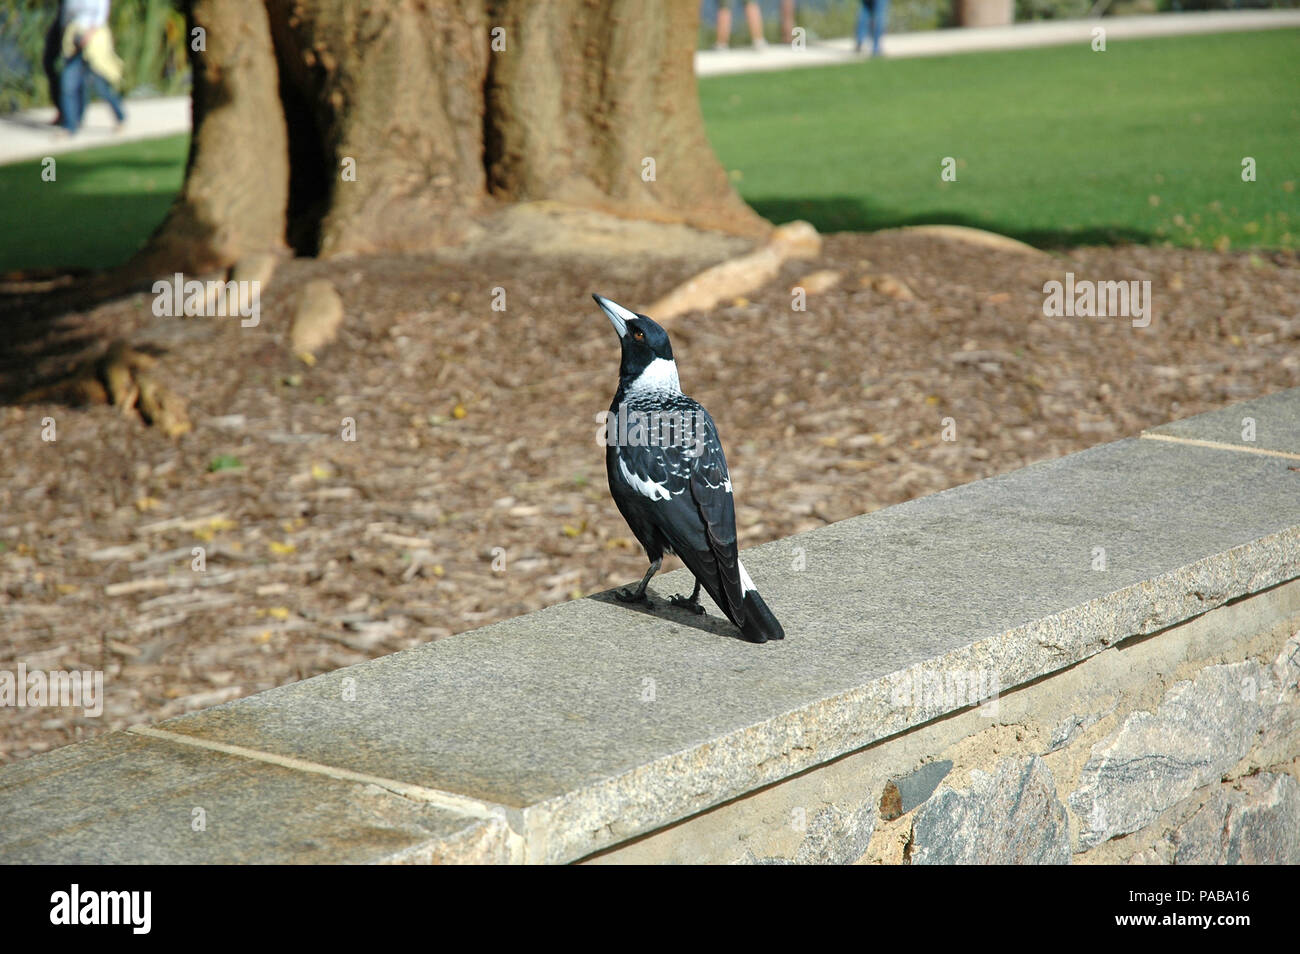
[608,400,745,625]
[638,403,744,625]
[683,408,745,625]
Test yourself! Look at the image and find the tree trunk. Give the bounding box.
[137,0,765,272]
[134,0,290,276]
[483,0,764,237]
[266,0,493,257]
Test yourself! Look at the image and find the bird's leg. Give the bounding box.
[669,579,706,615]
[615,558,661,604]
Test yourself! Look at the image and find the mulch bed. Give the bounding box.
[2,230,1297,763]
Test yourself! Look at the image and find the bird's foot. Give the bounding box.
[615,587,650,605]
[669,593,706,615]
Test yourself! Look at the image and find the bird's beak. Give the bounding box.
[592,294,635,339]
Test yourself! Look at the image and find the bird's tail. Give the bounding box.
[738,588,785,643]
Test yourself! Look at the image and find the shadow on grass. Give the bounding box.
[0,153,181,401]
[750,196,1157,249]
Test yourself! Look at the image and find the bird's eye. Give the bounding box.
[633,330,645,342]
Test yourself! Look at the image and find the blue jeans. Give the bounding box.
[856,0,889,56]
[59,51,125,133]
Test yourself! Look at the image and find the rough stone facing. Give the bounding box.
[738,799,876,865]
[1068,660,1273,849]
[1172,773,1300,865]
[908,756,1071,864]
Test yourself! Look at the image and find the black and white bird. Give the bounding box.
[593,294,785,644]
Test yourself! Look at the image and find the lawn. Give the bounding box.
[698,29,1300,249]
[0,132,187,273]
[2,29,1298,272]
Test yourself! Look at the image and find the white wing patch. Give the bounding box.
[738,560,756,595]
[723,478,732,493]
[619,457,672,501]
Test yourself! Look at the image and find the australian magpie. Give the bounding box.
[593,294,785,644]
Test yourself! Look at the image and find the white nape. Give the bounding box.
[738,560,756,594]
[628,358,681,395]
[619,457,672,501]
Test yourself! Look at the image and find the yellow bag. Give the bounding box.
[62,24,124,88]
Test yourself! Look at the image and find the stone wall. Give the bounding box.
[588,580,1300,864]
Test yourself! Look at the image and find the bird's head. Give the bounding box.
[592,294,678,390]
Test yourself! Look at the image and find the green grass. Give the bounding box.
[3,31,1298,272]
[0,132,187,272]
[699,29,1300,249]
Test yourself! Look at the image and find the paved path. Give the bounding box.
[0,95,190,165]
[1,10,1296,165]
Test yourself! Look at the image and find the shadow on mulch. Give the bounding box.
[750,195,1158,249]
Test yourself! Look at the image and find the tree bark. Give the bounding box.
[265,0,492,257]
[484,0,765,237]
[137,0,766,273]
[133,0,290,276]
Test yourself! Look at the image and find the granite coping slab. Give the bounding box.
[1143,386,1300,457]
[136,433,1300,863]
[0,731,514,864]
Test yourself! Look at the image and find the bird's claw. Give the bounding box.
[669,594,705,615]
[615,587,650,605]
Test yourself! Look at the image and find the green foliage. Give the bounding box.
[787,0,952,40]
[1156,0,1297,8]
[207,455,244,473]
[1014,0,1092,20]
[0,0,189,114]
[697,0,951,48]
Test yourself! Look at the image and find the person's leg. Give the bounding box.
[855,0,869,52]
[716,2,732,48]
[745,1,765,47]
[871,0,889,56]
[87,68,126,124]
[780,0,795,44]
[59,53,85,132]
[42,18,63,123]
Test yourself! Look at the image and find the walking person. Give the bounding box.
[42,1,67,126]
[714,1,767,50]
[58,0,127,136]
[855,0,889,57]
